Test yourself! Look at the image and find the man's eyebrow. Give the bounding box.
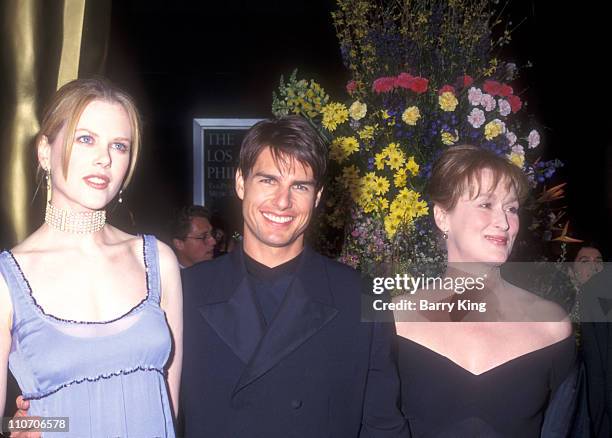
[291,180,316,186]
[253,172,315,186]
[254,172,279,180]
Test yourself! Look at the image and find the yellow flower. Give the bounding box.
[363,172,377,186]
[414,200,429,217]
[358,125,376,140]
[508,152,525,168]
[394,170,407,188]
[321,102,349,131]
[329,138,348,163]
[406,156,419,176]
[330,136,359,163]
[374,176,390,195]
[387,149,406,171]
[396,188,418,206]
[376,197,389,211]
[382,142,400,157]
[349,101,367,121]
[341,136,360,155]
[401,106,421,125]
[381,110,395,126]
[375,152,386,170]
[341,165,360,187]
[384,215,400,239]
[484,120,505,140]
[441,130,459,146]
[438,91,458,112]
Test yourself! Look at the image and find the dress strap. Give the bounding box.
[142,235,162,304]
[0,251,37,331]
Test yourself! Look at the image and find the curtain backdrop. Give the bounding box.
[0,0,111,248]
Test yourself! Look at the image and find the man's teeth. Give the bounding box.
[263,213,293,223]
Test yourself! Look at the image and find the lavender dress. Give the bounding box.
[0,235,175,437]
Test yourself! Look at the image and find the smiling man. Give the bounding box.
[180,116,408,437]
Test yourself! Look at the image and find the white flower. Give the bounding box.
[528,129,540,148]
[349,101,367,121]
[506,131,517,146]
[468,87,483,106]
[498,99,511,117]
[481,94,496,112]
[467,108,486,128]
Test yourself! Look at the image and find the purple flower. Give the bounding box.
[528,130,540,148]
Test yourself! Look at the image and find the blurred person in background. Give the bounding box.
[170,205,216,268]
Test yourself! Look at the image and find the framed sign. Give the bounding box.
[193,118,263,232]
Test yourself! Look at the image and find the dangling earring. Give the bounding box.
[443,230,448,240]
[45,168,52,204]
[118,189,123,204]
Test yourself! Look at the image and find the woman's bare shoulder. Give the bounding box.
[504,282,572,339]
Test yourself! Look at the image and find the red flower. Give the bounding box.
[499,84,514,97]
[372,77,396,93]
[460,75,474,88]
[483,80,502,96]
[508,95,522,113]
[346,80,357,95]
[439,85,456,95]
[395,72,414,89]
[410,77,429,94]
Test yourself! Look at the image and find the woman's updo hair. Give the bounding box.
[37,77,141,189]
[427,145,529,211]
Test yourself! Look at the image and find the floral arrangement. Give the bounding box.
[272,0,568,275]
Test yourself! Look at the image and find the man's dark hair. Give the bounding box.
[171,205,211,239]
[239,116,328,190]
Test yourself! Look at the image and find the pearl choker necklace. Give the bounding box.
[45,202,106,234]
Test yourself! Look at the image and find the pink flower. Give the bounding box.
[346,80,357,95]
[467,108,486,128]
[410,77,429,94]
[512,144,525,155]
[499,84,514,97]
[483,80,502,96]
[498,99,511,116]
[439,85,456,95]
[481,94,496,112]
[508,95,522,113]
[395,72,414,89]
[468,87,483,106]
[372,77,396,93]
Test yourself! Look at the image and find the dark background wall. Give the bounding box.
[101,0,610,254]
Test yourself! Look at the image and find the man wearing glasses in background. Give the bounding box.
[171,205,217,268]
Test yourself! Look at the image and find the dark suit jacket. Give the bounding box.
[179,246,408,438]
[581,267,612,437]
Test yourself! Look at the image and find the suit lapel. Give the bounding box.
[233,247,339,395]
[198,249,266,364]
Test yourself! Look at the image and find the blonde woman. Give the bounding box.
[0,78,182,437]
